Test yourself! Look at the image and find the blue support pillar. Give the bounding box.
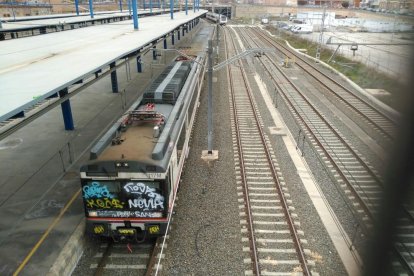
[152,45,157,60]
[150,0,152,13]
[163,37,167,49]
[88,0,94,18]
[182,26,185,36]
[170,0,173,19]
[171,31,175,45]
[137,55,142,72]
[110,62,119,93]
[128,0,131,15]
[185,0,187,15]
[193,0,195,13]
[177,28,180,40]
[59,88,74,131]
[143,0,146,10]
[11,111,25,119]
[74,0,79,15]
[132,0,138,29]
[119,0,123,11]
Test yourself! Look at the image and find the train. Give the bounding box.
[205,12,228,25]
[79,55,204,242]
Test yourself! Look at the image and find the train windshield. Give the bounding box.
[81,180,166,218]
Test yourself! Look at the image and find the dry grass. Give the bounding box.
[266,26,409,111]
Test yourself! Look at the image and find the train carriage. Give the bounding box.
[206,12,227,25]
[80,55,204,241]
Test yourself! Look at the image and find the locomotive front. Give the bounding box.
[80,161,170,241]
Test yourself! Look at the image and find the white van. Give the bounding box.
[261,18,269,24]
[292,25,313,34]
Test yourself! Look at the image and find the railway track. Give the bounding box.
[236,26,382,225]
[224,26,315,275]
[252,27,398,147]
[232,26,414,274]
[87,238,161,276]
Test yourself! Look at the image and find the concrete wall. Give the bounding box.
[233,5,298,18]
[232,4,414,24]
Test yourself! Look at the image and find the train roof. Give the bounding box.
[82,57,199,173]
[96,103,173,163]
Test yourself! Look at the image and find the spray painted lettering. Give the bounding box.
[96,210,163,218]
[124,182,154,195]
[83,182,114,199]
[124,182,164,211]
[128,197,163,210]
[86,198,124,209]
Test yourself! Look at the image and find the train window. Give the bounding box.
[189,88,198,119]
[176,122,187,162]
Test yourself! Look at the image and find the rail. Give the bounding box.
[226,26,311,275]
[224,27,261,276]
[252,28,398,141]
[244,26,414,275]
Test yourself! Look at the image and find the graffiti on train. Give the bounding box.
[124,182,164,211]
[83,182,114,199]
[85,198,125,209]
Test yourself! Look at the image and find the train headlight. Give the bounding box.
[147,224,160,235]
[89,211,98,217]
[115,162,129,168]
[93,224,105,234]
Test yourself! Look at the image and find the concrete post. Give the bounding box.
[132,0,138,29]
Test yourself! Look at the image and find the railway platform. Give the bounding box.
[0,10,206,275]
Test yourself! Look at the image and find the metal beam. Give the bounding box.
[137,55,142,72]
[326,39,414,46]
[153,45,157,60]
[110,62,119,93]
[213,48,275,71]
[132,0,138,29]
[59,88,74,130]
[75,0,79,16]
[207,39,213,153]
[88,0,94,19]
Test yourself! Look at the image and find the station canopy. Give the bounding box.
[0,10,206,123]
